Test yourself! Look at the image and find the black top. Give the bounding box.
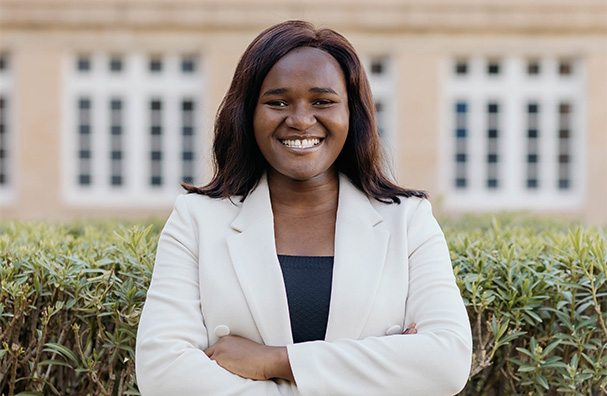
[278,255,334,343]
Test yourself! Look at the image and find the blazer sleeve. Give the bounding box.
[286,199,472,396]
[135,195,294,396]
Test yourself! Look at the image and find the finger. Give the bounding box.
[403,322,417,334]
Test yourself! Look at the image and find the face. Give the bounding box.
[253,46,349,184]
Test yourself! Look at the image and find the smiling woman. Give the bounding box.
[254,47,349,187]
[135,20,472,396]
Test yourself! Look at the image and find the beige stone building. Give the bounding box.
[0,0,605,223]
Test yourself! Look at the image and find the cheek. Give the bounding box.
[331,110,349,142]
[253,109,279,139]
[252,110,268,149]
[252,108,262,136]
[335,115,349,153]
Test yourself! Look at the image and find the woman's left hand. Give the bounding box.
[204,335,294,382]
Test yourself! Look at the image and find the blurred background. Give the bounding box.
[0,0,605,223]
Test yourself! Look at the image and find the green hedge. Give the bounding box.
[1,219,606,395]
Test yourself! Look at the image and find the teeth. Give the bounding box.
[281,138,320,149]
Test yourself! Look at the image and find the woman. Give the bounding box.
[136,20,472,396]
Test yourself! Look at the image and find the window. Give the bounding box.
[64,53,203,206]
[0,52,8,72]
[77,55,91,72]
[109,98,124,186]
[526,103,540,189]
[181,99,196,184]
[455,59,468,76]
[0,97,8,186]
[0,52,13,201]
[374,101,383,113]
[486,102,500,189]
[444,56,583,210]
[487,59,501,76]
[109,56,123,73]
[149,55,162,73]
[77,98,93,186]
[527,59,540,75]
[149,99,163,187]
[558,102,572,190]
[454,102,468,189]
[364,56,395,148]
[558,59,573,76]
[373,100,384,135]
[181,55,197,74]
[370,58,386,75]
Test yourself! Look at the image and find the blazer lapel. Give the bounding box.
[325,174,390,341]
[226,173,389,345]
[226,175,293,346]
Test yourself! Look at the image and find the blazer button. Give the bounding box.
[214,325,230,338]
[385,325,402,335]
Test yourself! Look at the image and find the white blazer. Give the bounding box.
[136,174,472,396]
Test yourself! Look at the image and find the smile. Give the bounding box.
[280,138,322,149]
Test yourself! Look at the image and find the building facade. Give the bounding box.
[0,0,605,222]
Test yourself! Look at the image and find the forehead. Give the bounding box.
[261,47,346,88]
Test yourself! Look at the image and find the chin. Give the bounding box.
[284,173,319,182]
[285,169,336,183]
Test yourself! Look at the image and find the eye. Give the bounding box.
[266,100,288,107]
[313,99,333,106]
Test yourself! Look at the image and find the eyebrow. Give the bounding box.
[310,87,338,95]
[261,88,288,96]
[260,87,339,96]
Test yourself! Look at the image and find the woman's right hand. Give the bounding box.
[204,335,295,382]
[403,322,417,334]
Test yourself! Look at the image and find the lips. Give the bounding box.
[279,137,323,149]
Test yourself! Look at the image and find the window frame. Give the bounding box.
[0,51,15,204]
[442,55,585,211]
[363,55,397,164]
[62,52,204,207]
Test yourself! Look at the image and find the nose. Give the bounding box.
[285,104,316,131]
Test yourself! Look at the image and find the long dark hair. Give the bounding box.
[184,20,426,203]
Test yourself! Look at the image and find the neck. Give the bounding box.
[267,169,339,212]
